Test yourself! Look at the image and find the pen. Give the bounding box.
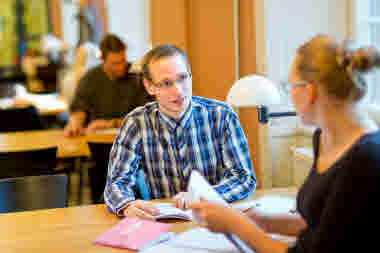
[139,232,174,250]
[224,233,251,253]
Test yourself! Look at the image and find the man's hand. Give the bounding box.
[85,119,114,133]
[123,200,159,220]
[64,112,86,137]
[172,192,193,210]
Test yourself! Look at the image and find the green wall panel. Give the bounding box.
[0,0,17,66]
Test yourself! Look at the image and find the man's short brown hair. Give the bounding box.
[141,44,191,82]
[100,34,126,59]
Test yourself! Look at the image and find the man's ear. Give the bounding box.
[143,78,157,96]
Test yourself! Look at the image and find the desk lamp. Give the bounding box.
[227,74,296,123]
[226,74,296,188]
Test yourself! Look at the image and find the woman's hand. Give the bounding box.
[189,199,245,234]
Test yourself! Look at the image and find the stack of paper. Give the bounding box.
[141,227,254,253]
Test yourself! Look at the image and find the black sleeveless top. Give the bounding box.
[288,129,380,253]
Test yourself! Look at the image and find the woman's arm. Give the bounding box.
[245,207,306,236]
[190,201,290,253]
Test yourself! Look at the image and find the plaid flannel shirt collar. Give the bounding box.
[153,99,194,134]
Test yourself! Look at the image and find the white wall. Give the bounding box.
[107,0,151,62]
[257,0,349,83]
[61,0,151,62]
[61,0,79,49]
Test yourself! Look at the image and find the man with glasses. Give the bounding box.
[104,45,256,219]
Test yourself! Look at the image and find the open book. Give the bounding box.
[150,171,258,221]
[152,203,194,221]
[143,171,254,253]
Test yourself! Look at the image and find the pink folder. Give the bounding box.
[93,217,172,250]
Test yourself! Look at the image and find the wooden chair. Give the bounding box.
[0,174,68,213]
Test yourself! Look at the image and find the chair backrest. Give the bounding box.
[136,169,150,200]
[88,142,113,171]
[0,105,44,132]
[0,147,57,179]
[0,174,68,213]
[88,142,150,200]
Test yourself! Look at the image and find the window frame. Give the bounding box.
[353,0,380,104]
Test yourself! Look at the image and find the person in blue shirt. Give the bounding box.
[104,44,256,219]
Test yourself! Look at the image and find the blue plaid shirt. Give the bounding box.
[104,96,256,215]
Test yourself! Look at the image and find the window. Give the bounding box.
[355,0,380,104]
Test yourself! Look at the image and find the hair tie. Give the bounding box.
[336,40,352,70]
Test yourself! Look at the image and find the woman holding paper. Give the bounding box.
[190,34,380,253]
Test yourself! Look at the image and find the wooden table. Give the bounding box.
[0,204,193,253]
[0,189,298,253]
[13,93,68,116]
[0,129,118,158]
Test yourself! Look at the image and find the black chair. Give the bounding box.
[87,142,113,203]
[0,105,45,132]
[0,174,68,213]
[87,142,149,202]
[0,147,57,179]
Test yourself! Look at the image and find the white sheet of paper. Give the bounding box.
[187,170,228,206]
[186,171,255,253]
[141,228,250,253]
[152,203,194,220]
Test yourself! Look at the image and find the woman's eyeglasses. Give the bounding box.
[280,80,309,94]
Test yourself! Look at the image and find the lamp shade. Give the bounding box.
[226,74,282,107]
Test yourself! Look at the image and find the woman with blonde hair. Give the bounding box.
[190,34,380,253]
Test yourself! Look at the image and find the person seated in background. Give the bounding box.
[64,34,152,137]
[104,44,256,219]
[21,49,51,93]
[190,34,380,253]
[22,35,69,94]
[64,34,152,204]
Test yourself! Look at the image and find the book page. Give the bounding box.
[152,203,194,221]
[187,170,229,206]
[186,171,254,253]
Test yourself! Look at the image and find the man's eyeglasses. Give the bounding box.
[152,72,192,89]
[280,80,309,94]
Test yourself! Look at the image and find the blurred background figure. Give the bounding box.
[21,35,69,94]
